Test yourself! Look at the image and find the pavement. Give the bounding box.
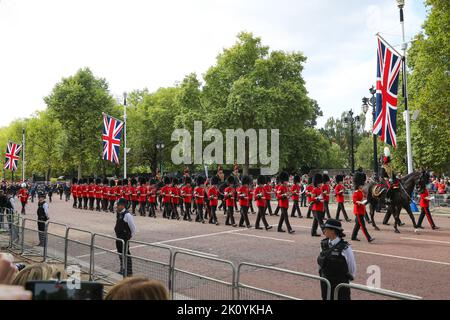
[15,196,450,300]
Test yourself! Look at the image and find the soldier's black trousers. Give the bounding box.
[204,203,211,220]
[102,199,108,211]
[300,194,307,207]
[278,207,292,232]
[78,198,83,209]
[139,201,146,216]
[306,203,313,218]
[249,202,255,214]
[89,197,95,210]
[291,200,302,217]
[73,197,77,208]
[255,206,269,229]
[109,200,115,212]
[352,215,372,241]
[131,201,138,214]
[239,206,250,227]
[225,206,236,226]
[264,200,273,215]
[417,207,436,228]
[96,199,101,211]
[171,203,180,219]
[195,204,204,222]
[209,205,218,224]
[324,201,331,219]
[148,202,156,217]
[116,239,132,276]
[183,202,192,220]
[335,202,348,220]
[163,202,172,219]
[311,211,324,235]
[274,204,280,216]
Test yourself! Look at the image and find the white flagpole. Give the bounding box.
[123,92,127,179]
[22,128,25,181]
[397,0,414,174]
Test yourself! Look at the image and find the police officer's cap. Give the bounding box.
[117,198,128,207]
[38,192,46,199]
[323,219,343,232]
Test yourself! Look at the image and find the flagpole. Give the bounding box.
[22,128,26,181]
[123,92,127,179]
[397,0,414,174]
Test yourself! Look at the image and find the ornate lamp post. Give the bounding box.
[362,85,379,180]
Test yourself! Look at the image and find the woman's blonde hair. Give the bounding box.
[105,277,169,300]
[12,263,65,287]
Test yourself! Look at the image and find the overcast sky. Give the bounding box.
[0,0,428,129]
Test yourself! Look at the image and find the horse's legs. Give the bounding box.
[391,205,401,233]
[403,202,418,229]
[369,203,380,231]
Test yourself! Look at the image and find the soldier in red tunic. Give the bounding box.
[18,183,29,214]
[276,171,294,234]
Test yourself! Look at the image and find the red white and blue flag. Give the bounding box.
[102,113,124,165]
[4,142,22,171]
[373,36,402,148]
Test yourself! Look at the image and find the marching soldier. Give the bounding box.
[273,177,281,216]
[276,171,294,234]
[263,177,273,216]
[88,178,95,211]
[208,176,220,225]
[306,177,314,219]
[78,179,84,209]
[254,175,272,230]
[95,178,103,212]
[317,219,356,300]
[248,180,256,214]
[18,183,29,215]
[109,180,116,213]
[181,176,193,221]
[322,174,332,220]
[290,175,303,218]
[194,176,206,223]
[311,173,325,237]
[130,179,139,215]
[148,179,157,218]
[161,176,172,219]
[170,178,181,220]
[237,175,252,228]
[224,176,237,227]
[102,178,109,212]
[334,175,351,222]
[417,174,439,230]
[351,171,374,243]
[138,178,148,217]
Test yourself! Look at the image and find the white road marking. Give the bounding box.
[153,229,244,244]
[76,244,148,258]
[401,237,450,245]
[153,244,218,258]
[353,250,450,266]
[232,233,295,243]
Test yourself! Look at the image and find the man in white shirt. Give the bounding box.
[114,198,136,277]
[317,218,356,300]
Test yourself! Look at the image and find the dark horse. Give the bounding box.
[364,171,426,233]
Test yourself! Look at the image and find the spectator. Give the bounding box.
[105,277,169,300]
[11,263,65,287]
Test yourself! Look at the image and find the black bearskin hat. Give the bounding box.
[123,178,128,186]
[211,176,219,186]
[313,173,323,187]
[131,179,137,186]
[335,175,344,183]
[280,171,289,183]
[95,178,101,184]
[88,178,94,184]
[257,175,266,185]
[163,176,171,185]
[293,175,301,183]
[241,175,251,186]
[117,179,123,186]
[226,175,235,185]
[323,174,330,183]
[184,176,192,184]
[140,177,147,185]
[172,177,178,185]
[103,178,109,185]
[149,178,156,185]
[353,171,366,188]
[308,176,312,184]
[72,177,78,184]
[196,175,205,186]
[109,180,115,187]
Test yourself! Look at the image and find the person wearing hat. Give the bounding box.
[224,176,237,227]
[351,171,374,243]
[181,176,193,221]
[82,179,89,210]
[311,173,325,237]
[276,171,295,234]
[36,193,49,247]
[416,173,439,230]
[322,174,332,220]
[194,176,206,223]
[108,180,116,213]
[161,177,172,219]
[237,175,252,228]
[138,178,148,217]
[208,176,220,225]
[305,176,314,219]
[290,175,302,218]
[254,175,272,230]
[101,178,109,212]
[317,219,356,300]
[263,177,273,216]
[114,198,136,276]
[18,183,29,215]
[334,175,351,222]
[95,178,103,212]
[147,179,158,218]
[170,178,181,220]
[88,178,96,211]
[71,179,79,209]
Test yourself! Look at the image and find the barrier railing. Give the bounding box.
[236,262,330,300]
[20,218,47,262]
[334,283,422,300]
[125,240,173,291]
[45,221,68,263]
[64,227,94,279]
[0,208,13,248]
[91,233,125,284]
[171,251,236,300]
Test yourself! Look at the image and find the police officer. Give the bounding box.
[37,193,49,247]
[115,198,136,277]
[317,219,356,300]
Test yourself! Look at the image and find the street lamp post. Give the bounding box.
[156,142,165,175]
[362,85,379,180]
[344,110,360,174]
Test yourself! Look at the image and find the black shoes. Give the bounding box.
[368,237,375,243]
[311,233,321,237]
[278,229,286,233]
[255,227,263,230]
[351,238,361,241]
[265,226,273,230]
[288,230,295,234]
[432,226,440,230]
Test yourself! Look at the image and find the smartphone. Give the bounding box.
[25,280,103,300]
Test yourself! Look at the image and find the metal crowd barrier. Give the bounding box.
[236,262,331,300]
[45,221,68,263]
[171,251,236,300]
[125,240,173,291]
[334,283,422,300]
[91,233,125,284]
[64,227,94,278]
[0,208,13,248]
[20,218,47,262]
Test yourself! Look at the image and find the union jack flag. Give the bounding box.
[4,142,22,171]
[373,36,402,148]
[102,113,124,165]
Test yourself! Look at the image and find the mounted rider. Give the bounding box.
[381,146,400,203]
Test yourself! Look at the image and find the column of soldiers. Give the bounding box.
[68,171,376,237]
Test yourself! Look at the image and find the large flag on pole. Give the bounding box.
[373,36,402,148]
[4,141,22,171]
[102,113,124,165]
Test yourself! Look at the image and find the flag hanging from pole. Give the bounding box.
[4,142,22,171]
[373,36,402,148]
[102,113,124,165]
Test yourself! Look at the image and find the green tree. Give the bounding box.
[44,68,115,178]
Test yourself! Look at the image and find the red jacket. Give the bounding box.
[353,190,366,215]
[18,188,29,204]
[194,187,205,205]
[420,188,430,208]
[224,187,235,207]
[181,186,192,204]
[291,184,300,201]
[334,184,345,203]
[321,184,330,202]
[306,185,314,202]
[253,186,266,208]
[276,184,289,209]
[208,186,219,206]
[263,185,272,200]
[139,186,147,202]
[237,186,250,207]
[311,187,324,212]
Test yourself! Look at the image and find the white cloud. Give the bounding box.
[0,0,427,128]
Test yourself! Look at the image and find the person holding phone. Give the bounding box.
[115,198,136,277]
